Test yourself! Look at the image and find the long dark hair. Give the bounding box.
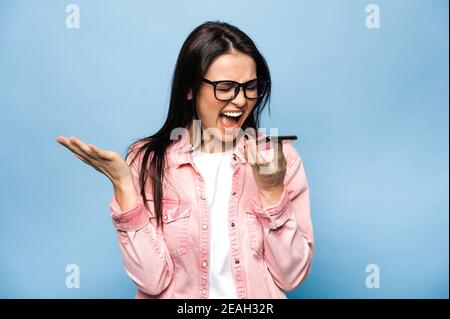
[125,21,272,226]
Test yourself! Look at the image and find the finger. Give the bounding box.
[88,144,113,161]
[246,138,270,167]
[58,136,112,162]
[56,136,66,144]
[56,136,70,147]
[244,139,257,165]
[271,140,286,164]
[250,139,268,166]
[69,137,96,159]
[57,136,89,159]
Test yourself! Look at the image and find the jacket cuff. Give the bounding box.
[108,195,149,231]
[248,188,292,230]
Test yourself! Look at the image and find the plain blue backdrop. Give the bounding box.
[0,0,448,298]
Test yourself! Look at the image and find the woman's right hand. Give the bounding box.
[56,136,133,187]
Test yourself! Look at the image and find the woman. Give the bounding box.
[56,21,314,299]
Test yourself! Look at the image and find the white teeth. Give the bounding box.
[221,111,243,117]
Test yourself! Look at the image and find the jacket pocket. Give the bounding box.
[246,212,264,256]
[161,198,191,258]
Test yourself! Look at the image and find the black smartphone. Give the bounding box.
[256,135,298,145]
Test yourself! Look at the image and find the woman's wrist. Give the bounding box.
[113,177,138,212]
[112,174,134,189]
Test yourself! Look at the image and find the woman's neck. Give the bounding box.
[188,125,236,153]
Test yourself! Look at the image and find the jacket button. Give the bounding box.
[113,218,120,224]
[164,215,168,220]
[232,192,236,196]
[201,195,206,200]
[235,259,240,264]
[202,260,208,267]
[231,222,235,227]
[202,224,208,230]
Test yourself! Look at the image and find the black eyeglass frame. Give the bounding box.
[202,78,269,101]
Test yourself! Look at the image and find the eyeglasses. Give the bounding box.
[202,78,269,101]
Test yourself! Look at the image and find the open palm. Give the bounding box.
[56,136,132,186]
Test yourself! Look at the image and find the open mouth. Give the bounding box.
[219,110,243,128]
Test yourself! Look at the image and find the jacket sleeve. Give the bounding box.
[108,146,174,296]
[248,143,314,291]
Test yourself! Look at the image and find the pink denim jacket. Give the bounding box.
[108,129,314,299]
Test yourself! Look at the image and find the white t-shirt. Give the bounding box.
[192,146,237,299]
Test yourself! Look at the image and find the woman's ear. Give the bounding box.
[186,89,193,100]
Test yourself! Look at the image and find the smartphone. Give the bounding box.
[256,135,298,145]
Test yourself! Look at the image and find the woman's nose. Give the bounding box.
[231,86,247,107]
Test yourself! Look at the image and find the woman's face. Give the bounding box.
[192,51,258,148]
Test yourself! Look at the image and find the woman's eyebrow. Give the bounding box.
[213,77,257,83]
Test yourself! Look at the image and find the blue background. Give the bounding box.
[0,0,448,298]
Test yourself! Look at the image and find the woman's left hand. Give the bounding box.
[240,136,287,207]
